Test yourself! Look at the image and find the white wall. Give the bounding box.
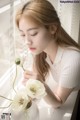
[71,3,80,42]
[57,1,80,42]
[0,10,10,33]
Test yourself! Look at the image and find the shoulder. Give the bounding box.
[60,47,80,81]
[62,47,80,66]
[59,47,80,88]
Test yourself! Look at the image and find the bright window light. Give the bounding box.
[0,0,21,14]
[64,113,71,117]
[0,4,10,13]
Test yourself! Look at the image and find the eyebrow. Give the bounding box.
[19,27,38,32]
[27,28,38,31]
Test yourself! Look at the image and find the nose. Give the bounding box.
[25,35,32,45]
[25,41,32,45]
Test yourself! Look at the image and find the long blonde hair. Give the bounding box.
[15,0,80,81]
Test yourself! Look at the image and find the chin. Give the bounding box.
[31,50,43,55]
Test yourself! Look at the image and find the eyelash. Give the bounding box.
[20,35,25,37]
[20,32,38,38]
[30,32,38,36]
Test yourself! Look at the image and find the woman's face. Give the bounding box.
[19,16,53,55]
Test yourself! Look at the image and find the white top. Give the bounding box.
[45,46,80,90]
[36,46,80,120]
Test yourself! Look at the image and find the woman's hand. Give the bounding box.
[22,70,40,85]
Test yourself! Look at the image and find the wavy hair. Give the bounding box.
[15,0,80,81]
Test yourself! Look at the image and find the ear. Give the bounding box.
[49,24,57,35]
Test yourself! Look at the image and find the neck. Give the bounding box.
[44,41,58,64]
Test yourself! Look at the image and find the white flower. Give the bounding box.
[26,79,47,99]
[11,90,31,112]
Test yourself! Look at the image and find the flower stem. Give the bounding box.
[22,64,25,71]
[12,65,17,94]
[0,95,13,101]
[0,103,12,109]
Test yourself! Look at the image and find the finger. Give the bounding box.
[24,70,33,75]
[24,74,33,79]
[24,74,38,80]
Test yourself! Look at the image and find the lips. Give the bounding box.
[29,47,36,51]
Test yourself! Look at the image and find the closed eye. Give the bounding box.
[30,32,38,36]
[20,34,25,37]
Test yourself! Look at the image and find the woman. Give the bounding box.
[15,0,80,111]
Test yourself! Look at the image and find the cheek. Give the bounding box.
[36,33,50,49]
